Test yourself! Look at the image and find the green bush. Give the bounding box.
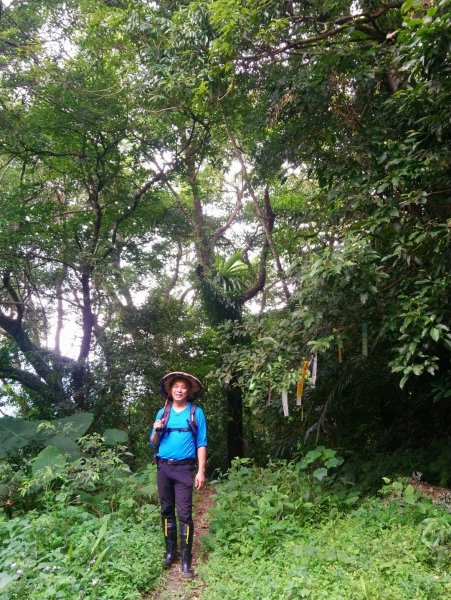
[0,431,165,598]
[0,507,163,599]
[0,465,163,599]
[199,456,451,599]
[341,442,451,492]
[0,433,157,519]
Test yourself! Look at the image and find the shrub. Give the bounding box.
[199,454,451,599]
[0,465,163,599]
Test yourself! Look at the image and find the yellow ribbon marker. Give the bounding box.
[296,360,309,406]
[296,360,310,421]
[333,328,344,364]
[338,340,343,363]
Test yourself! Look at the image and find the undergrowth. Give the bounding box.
[199,453,451,599]
[0,502,163,599]
[0,438,165,599]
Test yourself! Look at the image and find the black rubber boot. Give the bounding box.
[162,516,177,568]
[179,521,194,579]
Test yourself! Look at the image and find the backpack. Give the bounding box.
[154,402,198,449]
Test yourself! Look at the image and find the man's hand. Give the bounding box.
[195,471,206,490]
[150,421,163,446]
[195,446,207,489]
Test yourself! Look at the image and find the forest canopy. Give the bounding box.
[0,0,450,471]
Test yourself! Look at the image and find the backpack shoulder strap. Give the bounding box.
[154,402,172,451]
[188,402,198,436]
[161,401,172,427]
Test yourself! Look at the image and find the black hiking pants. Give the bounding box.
[157,460,195,525]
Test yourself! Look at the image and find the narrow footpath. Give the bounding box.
[145,485,216,600]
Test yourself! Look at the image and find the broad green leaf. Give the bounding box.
[324,457,343,469]
[403,484,417,505]
[51,413,94,440]
[46,434,81,459]
[91,547,109,572]
[429,327,440,342]
[32,445,66,480]
[91,517,109,555]
[313,468,328,481]
[103,428,128,446]
[0,417,38,458]
[0,414,93,458]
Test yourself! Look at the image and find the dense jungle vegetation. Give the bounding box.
[0,0,450,598]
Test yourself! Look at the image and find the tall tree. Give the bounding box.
[127,0,295,461]
[199,0,451,449]
[0,0,178,415]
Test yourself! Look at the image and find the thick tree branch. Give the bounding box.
[105,170,168,259]
[0,308,66,400]
[184,140,214,270]
[212,185,244,247]
[54,268,67,356]
[225,125,291,301]
[110,247,134,309]
[163,240,183,306]
[0,363,51,396]
[240,4,402,61]
[2,273,24,322]
[78,267,95,363]
[238,188,275,303]
[163,177,192,222]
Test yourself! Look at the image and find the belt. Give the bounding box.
[157,458,195,465]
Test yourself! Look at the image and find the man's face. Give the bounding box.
[170,379,190,403]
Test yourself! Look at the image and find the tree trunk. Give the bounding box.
[71,266,95,410]
[226,379,244,462]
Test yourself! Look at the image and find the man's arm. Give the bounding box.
[195,446,206,489]
[150,430,160,447]
[150,415,164,448]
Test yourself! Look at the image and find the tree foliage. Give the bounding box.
[0,0,449,466]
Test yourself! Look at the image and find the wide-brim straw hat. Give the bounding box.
[159,371,204,401]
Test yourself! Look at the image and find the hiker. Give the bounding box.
[150,371,207,579]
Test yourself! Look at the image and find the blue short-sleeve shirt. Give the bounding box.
[150,403,207,460]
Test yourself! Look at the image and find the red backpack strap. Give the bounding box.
[161,401,172,428]
[154,402,172,451]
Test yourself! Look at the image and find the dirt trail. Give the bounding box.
[411,480,451,508]
[144,485,216,600]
